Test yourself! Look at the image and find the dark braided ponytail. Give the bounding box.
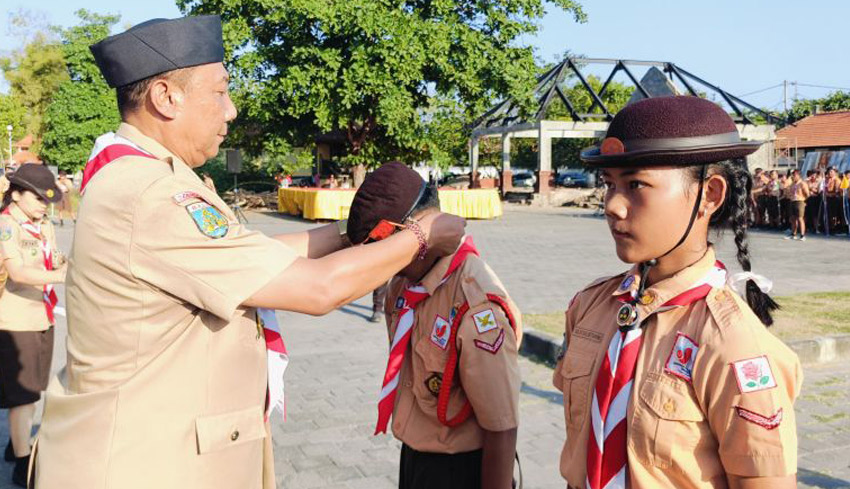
[687,159,779,326]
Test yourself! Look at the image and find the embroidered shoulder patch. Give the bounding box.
[430,315,451,350]
[172,191,203,206]
[473,308,497,334]
[0,225,11,242]
[735,406,783,430]
[186,202,229,239]
[732,356,777,394]
[665,332,699,382]
[474,329,505,354]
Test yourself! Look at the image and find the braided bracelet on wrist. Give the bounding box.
[406,220,429,261]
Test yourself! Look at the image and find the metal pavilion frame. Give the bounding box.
[470,57,782,195]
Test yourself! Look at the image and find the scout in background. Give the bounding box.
[346,162,522,489]
[0,164,67,487]
[554,96,801,489]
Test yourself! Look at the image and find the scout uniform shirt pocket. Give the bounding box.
[633,376,706,470]
[559,350,595,432]
[412,332,452,410]
[195,405,266,454]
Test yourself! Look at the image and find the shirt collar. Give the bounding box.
[420,252,456,295]
[8,204,37,227]
[612,247,719,316]
[116,123,199,181]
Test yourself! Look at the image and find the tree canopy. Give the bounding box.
[177,0,586,171]
[0,26,67,147]
[40,10,121,171]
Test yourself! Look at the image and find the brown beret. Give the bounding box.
[347,162,426,244]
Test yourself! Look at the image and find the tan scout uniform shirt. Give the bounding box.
[35,123,297,489]
[385,249,522,453]
[554,249,801,489]
[0,204,57,331]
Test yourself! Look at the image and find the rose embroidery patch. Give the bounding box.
[732,356,777,394]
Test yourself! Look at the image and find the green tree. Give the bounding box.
[0,93,28,152]
[783,91,850,125]
[40,10,121,171]
[0,31,67,144]
[177,0,586,177]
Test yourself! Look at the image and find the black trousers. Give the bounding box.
[399,444,482,489]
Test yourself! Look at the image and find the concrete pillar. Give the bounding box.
[536,123,552,195]
[501,134,513,193]
[469,136,480,189]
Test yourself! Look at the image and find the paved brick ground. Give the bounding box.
[0,206,848,488]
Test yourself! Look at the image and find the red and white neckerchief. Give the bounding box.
[2,207,58,324]
[257,308,289,422]
[586,261,727,489]
[80,132,157,193]
[374,236,479,435]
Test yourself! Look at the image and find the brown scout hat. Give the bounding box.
[347,162,427,245]
[8,164,63,204]
[581,96,762,167]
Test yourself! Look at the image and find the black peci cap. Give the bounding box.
[8,164,63,204]
[348,162,427,245]
[90,15,225,88]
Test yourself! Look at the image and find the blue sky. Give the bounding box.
[2,0,848,111]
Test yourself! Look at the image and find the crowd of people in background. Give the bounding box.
[751,166,850,241]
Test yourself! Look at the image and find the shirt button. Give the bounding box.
[663,400,675,413]
[403,381,412,388]
[230,430,240,441]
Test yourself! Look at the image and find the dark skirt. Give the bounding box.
[399,444,482,489]
[0,328,54,408]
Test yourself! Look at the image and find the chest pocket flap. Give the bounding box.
[639,377,704,422]
[561,350,595,379]
[195,405,266,454]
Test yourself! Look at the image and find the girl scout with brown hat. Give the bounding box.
[553,96,801,489]
[0,164,66,487]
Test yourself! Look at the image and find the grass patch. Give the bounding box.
[812,412,849,424]
[525,292,850,342]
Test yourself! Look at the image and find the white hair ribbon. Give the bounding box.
[727,272,774,295]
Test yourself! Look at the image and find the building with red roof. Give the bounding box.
[777,112,850,172]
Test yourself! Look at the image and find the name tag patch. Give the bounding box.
[186,202,229,239]
[473,309,497,334]
[172,190,203,205]
[665,332,699,382]
[430,315,451,350]
[732,355,777,394]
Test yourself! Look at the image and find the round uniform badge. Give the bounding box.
[616,303,638,327]
[46,189,55,199]
[639,291,656,306]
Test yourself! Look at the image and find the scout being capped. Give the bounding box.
[31,15,464,489]
[346,162,523,489]
[553,96,801,489]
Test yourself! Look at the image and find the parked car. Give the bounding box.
[512,172,537,188]
[556,171,591,188]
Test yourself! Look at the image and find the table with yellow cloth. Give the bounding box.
[278,187,502,220]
